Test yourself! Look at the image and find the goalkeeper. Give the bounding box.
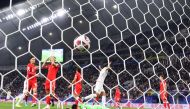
[72,104,110,109]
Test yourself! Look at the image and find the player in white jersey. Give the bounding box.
[83,61,111,106]
[16,80,28,107]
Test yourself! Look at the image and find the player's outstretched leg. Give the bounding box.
[15,94,25,107]
[83,94,97,102]
[83,93,97,102]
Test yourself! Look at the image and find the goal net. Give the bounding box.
[0,0,190,109]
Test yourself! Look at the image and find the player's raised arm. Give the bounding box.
[49,56,60,67]
[105,61,112,69]
[108,61,111,68]
[52,62,60,67]
[42,57,49,68]
[98,65,102,71]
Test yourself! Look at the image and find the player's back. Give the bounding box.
[97,67,108,83]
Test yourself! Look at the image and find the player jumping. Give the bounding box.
[42,56,60,109]
[160,75,170,109]
[68,67,82,105]
[82,61,111,107]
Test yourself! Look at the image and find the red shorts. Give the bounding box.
[114,97,120,102]
[28,80,37,91]
[160,92,168,102]
[45,80,56,91]
[74,85,82,95]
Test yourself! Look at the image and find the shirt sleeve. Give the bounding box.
[42,65,49,69]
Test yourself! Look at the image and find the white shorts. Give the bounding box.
[94,81,105,94]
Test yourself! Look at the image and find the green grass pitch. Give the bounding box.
[0,102,138,109]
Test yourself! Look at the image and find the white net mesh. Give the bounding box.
[0,0,190,108]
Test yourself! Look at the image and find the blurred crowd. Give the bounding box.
[0,56,190,103]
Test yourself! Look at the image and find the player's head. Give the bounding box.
[30,57,35,64]
[72,104,80,109]
[76,66,81,72]
[116,85,119,88]
[49,56,56,63]
[159,74,164,81]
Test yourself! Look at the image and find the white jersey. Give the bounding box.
[94,67,108,94]
[97,67,108,83]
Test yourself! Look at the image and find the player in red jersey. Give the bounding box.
[42,56,60,109]
[160,75,170,109]
[25,57,38,107]
[68,67,82,105]
[114,86,121,108]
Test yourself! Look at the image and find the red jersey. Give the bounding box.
[27,63,37,81]
[160,80,166,92]
[44,64,60,80]
[74,71,82,87]
[115,87,121,99]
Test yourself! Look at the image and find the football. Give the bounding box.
[74,35,90,51]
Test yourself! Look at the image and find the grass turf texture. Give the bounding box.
[0,102,138,109]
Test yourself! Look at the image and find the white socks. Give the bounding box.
[84,94,97,100]
[102,96,106,106]
[16,94,24,105]
[84,94,106,106]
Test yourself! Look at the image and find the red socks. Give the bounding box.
[46,96,51,105]
[167,103,170,109]
[32,93,37,103]
[163,103,170,109]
